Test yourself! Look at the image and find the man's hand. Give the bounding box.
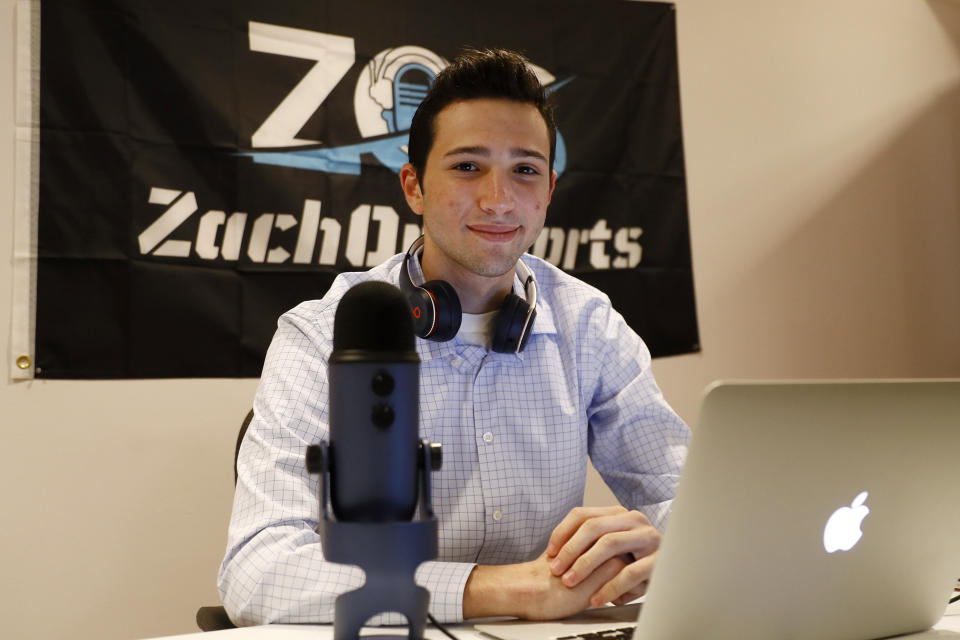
[462,551,629,620]
[546,506,661,607]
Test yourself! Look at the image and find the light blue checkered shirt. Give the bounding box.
[218,252,689,626]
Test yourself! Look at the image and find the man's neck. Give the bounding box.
[451,272,515,314]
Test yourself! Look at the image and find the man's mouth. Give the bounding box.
[468,225,520,242]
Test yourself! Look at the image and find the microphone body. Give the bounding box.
[328,281,420,522]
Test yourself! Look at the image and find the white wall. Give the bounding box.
[2,1,959,638]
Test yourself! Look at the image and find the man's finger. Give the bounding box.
[578,555,630,597]
[546,506,624,557]
[554,513,658,583]
[549,509,643,577]
[561,526,660,587]
[589,552,657,607]
[611,587,647,606]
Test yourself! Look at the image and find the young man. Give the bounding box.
[219,49,689,626]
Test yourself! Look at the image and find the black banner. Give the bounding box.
[34,0,698,378]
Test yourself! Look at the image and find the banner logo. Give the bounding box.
[241,22,568,175]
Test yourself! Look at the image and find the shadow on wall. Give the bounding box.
[742,82,960,377]
[928,0,960,61]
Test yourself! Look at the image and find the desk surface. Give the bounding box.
[146,598,960,640]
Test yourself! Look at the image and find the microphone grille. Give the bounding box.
[332,281,416,352]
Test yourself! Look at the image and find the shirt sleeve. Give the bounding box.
[584,299,690,532]
[217,304,476,625]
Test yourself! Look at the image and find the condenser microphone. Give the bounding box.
[328,280,421,522]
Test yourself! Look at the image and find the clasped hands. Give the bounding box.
[462,506,661,620]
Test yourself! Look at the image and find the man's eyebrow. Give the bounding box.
[443,146,548,163]
[443,146,489,158]
[511,148,549,163]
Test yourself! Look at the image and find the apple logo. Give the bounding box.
[823,491,870,553]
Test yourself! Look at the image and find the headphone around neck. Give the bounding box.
[398,236,538,353]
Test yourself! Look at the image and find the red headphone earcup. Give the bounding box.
[421,280,461,341]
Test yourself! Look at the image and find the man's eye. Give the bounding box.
[516,165,540,175]
[453,162,477,171]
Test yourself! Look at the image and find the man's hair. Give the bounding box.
[406,48,557,186]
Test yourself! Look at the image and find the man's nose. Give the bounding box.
[478,170,515,215]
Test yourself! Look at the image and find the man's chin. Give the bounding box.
[464,255,525,279]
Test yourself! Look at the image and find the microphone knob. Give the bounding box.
[371,403,395,428]
[429,442,442,471]
[371,370,395,396]
[305,444,326,474]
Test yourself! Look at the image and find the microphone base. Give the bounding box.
[307,440,443,640]
[321,518,438,640]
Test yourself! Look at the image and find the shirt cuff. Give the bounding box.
[415,560,477,623]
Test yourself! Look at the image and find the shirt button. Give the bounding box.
[492,510,503,521]
[482,432,494,443]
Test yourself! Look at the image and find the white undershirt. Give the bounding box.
[458,310,498,348]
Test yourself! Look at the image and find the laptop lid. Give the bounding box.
[475,380,960,640]
[635,379,960,640]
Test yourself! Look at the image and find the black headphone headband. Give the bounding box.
[398,236,538,353]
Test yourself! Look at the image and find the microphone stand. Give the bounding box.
[306,439,442,640]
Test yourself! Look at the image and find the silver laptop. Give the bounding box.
[476,380,960,640]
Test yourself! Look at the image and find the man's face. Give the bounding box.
[401,98,556,283]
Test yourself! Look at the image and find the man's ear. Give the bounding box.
[547,169,557,204]
[400,163,424,215]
